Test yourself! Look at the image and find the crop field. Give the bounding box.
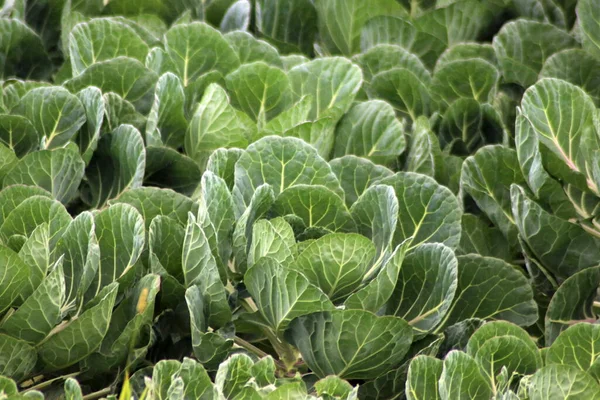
[0,0,599,399]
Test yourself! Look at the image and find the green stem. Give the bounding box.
[82,387,112,400]
[234,336,270,359]
[21,372,79,392]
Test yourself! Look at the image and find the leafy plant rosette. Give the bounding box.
[1,0,600,398]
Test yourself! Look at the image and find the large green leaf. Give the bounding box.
[0,144,18,185]
[438,351,492,400]
[286,309,413,379]
[314,0,407,55]
[164,22,240,87]
[0,185,51,228]
[578,0,600,60]
[404,116,443,179]
[333,100,406,165]
[38,283,118,371]
[144,146,201,196]
[0,115,39,157]
[69,18,149,75]
[14,87,85,149]
[354,44,428,85]
[273,184,355,232]
[547,323,600,379]
[330,155,393,207]
[359,16,417,53]
[443,254,538,328]
[378,172,462,250]
[89,204,144,295]
[82,124,146,208]
[52,212,99,312]
[224,31,283,68]
[184,83,247,167]
[492,20,577,87]
[247,218,295,269]
[288,57,363,121]
[4,146,85,204]
[255,0,317,55]
[431,59,499,107]
[225,62,290,127]
[461,145,526,247]
[220,1,251,33]
[0,19,50,79]
[76,87,104,165]
[293,233,375,303]
[528,364,600,400]
[0,259,64,344]
[511,185,600,279]
[545,267,600,345]
[233,136,342,209]
[18,224,50,301]
[0,245,30,314]
[386,243,457,336]
[457,214,512,261]
[65,57,158,113]
[245,257,334,335]
[146,73,188,149]
[0,334,37,381]
[406,355,442,400]
[521,78,599,194]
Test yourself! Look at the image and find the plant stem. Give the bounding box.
[22,372,79,392]
[234,336,269,358]
[82,387,112,400]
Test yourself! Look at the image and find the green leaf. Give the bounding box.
[82,124,146,208]
[521,78,599,194]
[52,212,99,312]
[370,67,433,121]
[0,115,39,157]
[492,20,577,87]
[4,146,85,204]
[293,233,375,302]
[89,204,144,295]
[0,185,51,228]
[461,145,526,247]
[0,245,30,314]
[14,87,85,149]
[343,239,410,313]
[354,44,427,85]
[314,0,407,55]
[144,146,201,196]
[64,378,83,400]
[255,0,317,55]
[38,282,118,371]
[76,87,104,165]
[232,136,343,210]
[404,116,443,179]
[540,49,600,106]
[146,73,188,148]
[0,196,71,251]
[436,43,497,68]
[545,267,600,345]
[431,59,499,106]
[220,0,250,33]
[288,57,363,121]
[273,185,355,232]
[528,364,600,400]
[182,213,231,327]
[248,218,295,269]
[18,223,50,300]
[245,257,334,335]
[333,100,406,164]
[0,19,50,79]
[457,214,512,261]
[406,355,442,400]
[65,57,158,113]
[102,92,146,133]
[378,172,462,250]
[314,376,353,399]
[185,83,247,167]
[349,184,398,263]
[547,323,600,379]
[112,187,198,230]
[225,62,290,127]
[443,255,538,328]
[330,155,393,207]
[0,259,64,343]
[69,18,149,75]
[286,309,413,379]
[0,334,36,380]
[224,31,283,67]
[438,351,492,400]
[2,81,51,112]
[578,0,600,60]
[0,143,17,184]
[164,22,240,87]
[386,243,457,335]
[359,16,417,53]
[215,354,257,399]
[511,185,600,279]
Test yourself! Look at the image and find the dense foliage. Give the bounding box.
[1,0,600,398]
